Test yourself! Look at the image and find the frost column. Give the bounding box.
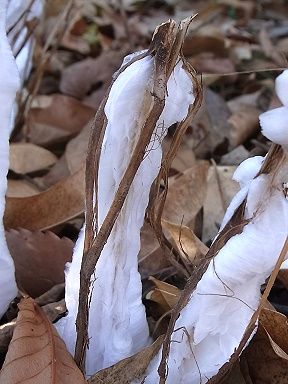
[57,22,195,376]
[141,70,288,384]
[0,0,19,317]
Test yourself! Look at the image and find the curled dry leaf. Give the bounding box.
[161,219,208,264]
[0,297,85,384]
[88,336,163,384]
[146,277,180,312]
[27,95,95,146]
[139,162,209,277]
[260,308,288,355]
[6,229,73,297]
[4,166,85,231]
[9,143,57,174]
[241,315,288,383]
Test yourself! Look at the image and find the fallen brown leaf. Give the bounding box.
[0,297,85,384]
[183,34,227,57]
[60,51,123,99]
[190,53,236,75]
[161,219,208,265]
[88,336,163,384]
[162,161,209,228]
[9,143,57,174]
[277,269,288,290]
[192,88,231,158]
[4,166,85,231]
[61,12,90,55]
[241,321,288,383]
[260,308,288,354]
[146,277,180,312]
[42,156,71,188]
[27,95,95,146]
[65,122,91,173]
[139,222,170,278]
[6,229,73,297]
[139,162,209,277]
[7,180,40,197]
[228,105,260,147]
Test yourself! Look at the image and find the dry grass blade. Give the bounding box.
[0,297,85,384]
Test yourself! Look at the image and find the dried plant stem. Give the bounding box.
[75,19,197,372]
[157,199,248,383]
[158,143,286,383]
[207,235,288,384]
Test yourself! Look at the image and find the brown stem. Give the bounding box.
[74,19,194,372]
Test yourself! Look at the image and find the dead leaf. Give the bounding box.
[146,277,180,312]
[163,161,209,228]
[259,28,284,66]
[162,136,196,175]
[65,122,91,173]
[7,180,40,197]
[277,269,288,290]
[4,166,85,231]
[60,51,122,99]
[220,146,250,166]
[139,222,170,278]
[27,95,95,146]
[139,163,209,277]
[6,229,73,297]
[9,143,57,174]
[228,105,261,147]
[260,308,288,354]
[88,336,163,384]
[241,322,288,383]
[190,53,236,75]
[0,297,85,384]
[42,155,71,188]
[192,88,232,158]
[61,12,90,55]
[183,34,227,57]
[161,219,208,264]
[203,165,239,243]
[221,361,247,384]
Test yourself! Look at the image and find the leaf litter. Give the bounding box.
[1,0,288,383]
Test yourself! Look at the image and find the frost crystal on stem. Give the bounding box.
[57,25,195,375]
[0,0,19,317]
[140,71,288,384]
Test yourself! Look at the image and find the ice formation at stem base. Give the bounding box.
[0,0,20,317]
[57,53,194,375]
[138,71,288,384]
